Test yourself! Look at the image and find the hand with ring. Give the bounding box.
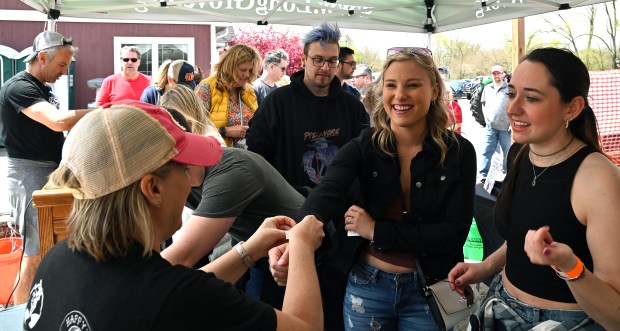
[344,205,376,240]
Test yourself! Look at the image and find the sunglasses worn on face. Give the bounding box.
[122,58,139,63]
[387,47,432,57]
[341,61,357,67]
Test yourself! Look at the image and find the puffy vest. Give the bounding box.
[200,75,258,146]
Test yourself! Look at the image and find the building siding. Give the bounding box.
[0,20,212,108]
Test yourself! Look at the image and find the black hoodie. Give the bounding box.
[247,69,369,194]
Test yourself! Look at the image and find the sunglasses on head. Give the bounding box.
[121,58,139,63]
[387,47,432,57]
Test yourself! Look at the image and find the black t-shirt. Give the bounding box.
[24,240,277,330]
[0,71,64,162]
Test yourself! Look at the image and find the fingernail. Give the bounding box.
[543,248,550,256]
[455,279,460,285]
[278,258,286,266]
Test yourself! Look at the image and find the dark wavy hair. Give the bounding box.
[495,47,601,224]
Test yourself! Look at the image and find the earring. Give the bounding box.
[156,200,161,208]
[565,119,570,129]
[431,100,436,107]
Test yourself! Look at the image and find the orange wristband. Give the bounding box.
[553,256,585,281]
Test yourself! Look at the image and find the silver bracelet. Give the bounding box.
[233,241,255,268]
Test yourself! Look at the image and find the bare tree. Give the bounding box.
[603,1,619,68]
[585,5,597,65]
[542,12,581,56]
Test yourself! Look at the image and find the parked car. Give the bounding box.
[462,76,491,99]
[448,79,468,99]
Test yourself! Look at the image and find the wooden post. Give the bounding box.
[512,17,525,72]
[32,188,73,257]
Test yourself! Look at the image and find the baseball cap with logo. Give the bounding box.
[23,31,73,63]
[353,65,372,78]
[61,100,222,199]
[491,65,504,74]
[168,60,197,90]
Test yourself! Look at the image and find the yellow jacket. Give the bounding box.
[198,76,257,146]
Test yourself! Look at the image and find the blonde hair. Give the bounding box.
[48,163,175,262]
[160,85,215,135]
[212,44,261,93]
[153,59,173,90]
[371,51,452,164]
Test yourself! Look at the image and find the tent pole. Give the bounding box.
[46,1,57,33]
[47,19,56,32]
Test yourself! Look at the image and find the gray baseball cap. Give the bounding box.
[23,31,73,63]
[353,65,372,77]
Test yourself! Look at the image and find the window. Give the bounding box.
[113,37,195,77]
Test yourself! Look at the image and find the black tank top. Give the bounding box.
[497,145,595,303]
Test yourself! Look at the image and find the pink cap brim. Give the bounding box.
[173,134,222,167]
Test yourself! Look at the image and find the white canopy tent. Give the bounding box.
[20,0,610,34]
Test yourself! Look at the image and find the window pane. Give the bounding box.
[121,43,152,76]
[159,44,188,65]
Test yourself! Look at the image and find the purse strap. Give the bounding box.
[415,257,430,290]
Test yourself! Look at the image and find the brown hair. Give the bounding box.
[212,44,261,93]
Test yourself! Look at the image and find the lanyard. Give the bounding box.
[238,93,244,126]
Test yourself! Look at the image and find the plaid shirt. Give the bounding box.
[474,274,602,331]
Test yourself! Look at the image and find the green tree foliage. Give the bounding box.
[434,35,512,79]
[355,46,383,72]
[227,26,304,75]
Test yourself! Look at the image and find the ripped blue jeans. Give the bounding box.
[343,260,440,331]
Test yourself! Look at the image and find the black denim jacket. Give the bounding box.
[301,128,477,280]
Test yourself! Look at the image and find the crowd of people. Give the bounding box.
[1,23,619,331]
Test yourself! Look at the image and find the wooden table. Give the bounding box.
[32,188,73,257]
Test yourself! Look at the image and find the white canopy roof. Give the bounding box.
[20,0,609,34]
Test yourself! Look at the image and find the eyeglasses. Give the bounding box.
[307,56,339,68]
[387,47,433,57]
[121,58,139,63]
[341,61,357,67]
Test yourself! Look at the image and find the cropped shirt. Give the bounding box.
[497,144,595,303]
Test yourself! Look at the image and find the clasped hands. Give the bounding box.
[269,205,375,286]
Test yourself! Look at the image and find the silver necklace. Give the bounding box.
[531,150,564,187]
[530,136,574,187]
